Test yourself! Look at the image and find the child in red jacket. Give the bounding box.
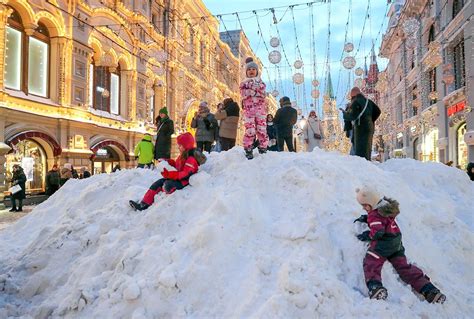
[129,132,205,211]
[354,187,446,303]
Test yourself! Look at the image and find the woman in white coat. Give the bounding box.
[303,110,324,151]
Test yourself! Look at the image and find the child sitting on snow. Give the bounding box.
[353,187,446,303]
[239,57,269,159]
[129,132,206,211]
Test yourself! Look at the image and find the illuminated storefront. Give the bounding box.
[92,147,120,174]
[421,128,439,162]
[457,122,468,168]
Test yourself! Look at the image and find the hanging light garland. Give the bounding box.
[311,89,320,99]
[294,60,303,69]
[343,56,356,69]
[268,50,282,64]
[423,41,443,69]
[312,79,320,86]
[270,37,280,48]
[355,67,364,77]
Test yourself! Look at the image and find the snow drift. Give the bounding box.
[0,148,473,318]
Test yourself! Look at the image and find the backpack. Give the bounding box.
[372,102,381,122]
[189,148,207,165]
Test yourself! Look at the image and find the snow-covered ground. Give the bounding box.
[0,148,473,318]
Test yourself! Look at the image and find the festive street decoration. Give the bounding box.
[403,18,420,36]
[312,79,319,86]
[344,42,354,53]
[271,90,279,97]
[268,50,282,64]
[270,37,280,48]
[294,60,303,69]
[428,91,439,101]
[102,89,110,98]
[354,77,363,88]
[423,41,442,69]
[355,67,364,76]
[342,56,356,69]
[311,89,320,99]
[293,72,304,84]
[442,64,455,84]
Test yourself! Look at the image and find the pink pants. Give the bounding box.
[243,103,268,149]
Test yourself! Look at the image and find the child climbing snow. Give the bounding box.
[239,57,269,159]
[354,187,446,303]
[129,132,206,211]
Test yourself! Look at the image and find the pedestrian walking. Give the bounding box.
[215,98,240,151]
[154,107,174,161]
[274,96,297,152]
[9,164,26,212]
[191,101,218,153]
[45,164,60,195]
[303,110,324,151]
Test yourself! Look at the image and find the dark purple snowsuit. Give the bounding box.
[363,198,432,292]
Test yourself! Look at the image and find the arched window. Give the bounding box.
[5,9,24,90]
[28,22,50,97]
[90,57,120,114]
[4,9,50,97]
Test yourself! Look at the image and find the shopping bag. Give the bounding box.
[9,184,22,195]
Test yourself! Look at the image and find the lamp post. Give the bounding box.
[0,142,11,210]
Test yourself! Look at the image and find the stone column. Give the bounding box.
[0,142,10,210]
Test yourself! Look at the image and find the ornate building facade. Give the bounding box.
[0,0,261,195]
[379,0,473,167]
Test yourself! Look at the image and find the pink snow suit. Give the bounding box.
[240,78,269,149]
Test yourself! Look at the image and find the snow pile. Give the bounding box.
[0,148,473,318]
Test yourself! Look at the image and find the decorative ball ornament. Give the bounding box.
[102,89,110,98]
[312,79,319,86]
[292,72,304,84]
[270,37,280,48]
[271,90,279,97]
[355,67,364,76]
[344,42,354,53]
[268,50,282,64]
[294,60,303,69]
[403,18,420,36]
[342,56,356,69]
[354,78,363,88]
[311,89,320,99]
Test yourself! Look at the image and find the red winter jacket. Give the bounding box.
[367,198,403,257]
[163,132,199,186]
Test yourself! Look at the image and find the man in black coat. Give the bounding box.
[274,96,298,152]
[45,164,60,195]
[154,107,174,160]
[343,87,381,160]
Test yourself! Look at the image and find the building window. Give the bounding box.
[452,0,465,19]
[75,60,86,78]
[412,85,418,116]
[110,67,120,115]
[89,63,94,107]
[74,86,85,102]
[428,24,435,44]
[453,41,465,89]
[4,9,50,97]
[93,65,109,112]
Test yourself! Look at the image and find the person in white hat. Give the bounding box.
[353,186,446,303]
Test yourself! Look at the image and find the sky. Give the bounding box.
[202,0,390,116]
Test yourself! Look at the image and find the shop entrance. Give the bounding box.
[457,122,467,169]
[6,139,47,193]
[92,147,120,174]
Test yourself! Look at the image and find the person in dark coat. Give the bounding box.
[112,164,121,173]
[341,102,355,155]
[191,101,218,153]
[215,98,240,151]
[343,87,380,160]
[467,162,474,181]
[154,107,174,161]
[9,164,26,212]
[354,186,446,303]
[266,114,278,151]
[273,96,298,152]
[45,164,60,196]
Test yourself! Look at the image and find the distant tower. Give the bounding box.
[363,44,380,103]
[321,70,351,153]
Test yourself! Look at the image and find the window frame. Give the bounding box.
[110,65,121,115]
[5,9,24,92]
[453,40,465,90]
[27,22,50,98]
[93,64,111,113]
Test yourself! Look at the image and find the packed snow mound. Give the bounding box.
[0,148,473,318]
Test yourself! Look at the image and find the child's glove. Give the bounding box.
[353,214,368,223]
[162,168,178,180]
[356,230,371,242]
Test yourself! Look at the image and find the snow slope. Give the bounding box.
[0,148,473,318]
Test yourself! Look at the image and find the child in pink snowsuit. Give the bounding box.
[240,57,269,159]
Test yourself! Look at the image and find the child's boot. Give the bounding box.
[129,200,150,211]
[420,283,446,304]
[258,148,267,154]
[245,148,254,160]
[368,281,388,300]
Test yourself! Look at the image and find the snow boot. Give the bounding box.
[368,282,388,300]
[129,200,150,211]
[369,286,388,300]
[258,148,267,154]
[421,283,446,304]
[245,148,254,160]
[9,207,17,212]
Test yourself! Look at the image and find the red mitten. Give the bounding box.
[162,168,178,180]
[161,168,170,179]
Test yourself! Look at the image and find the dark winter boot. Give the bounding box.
[129,200,150,211]
[368,281,388,300]
[245,148,254,160]
[420,283,446,304]
[258,148,267,154]
[9,207,17,212]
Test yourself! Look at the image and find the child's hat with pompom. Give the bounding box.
[245,57,259,74]
[356,186,383,208]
